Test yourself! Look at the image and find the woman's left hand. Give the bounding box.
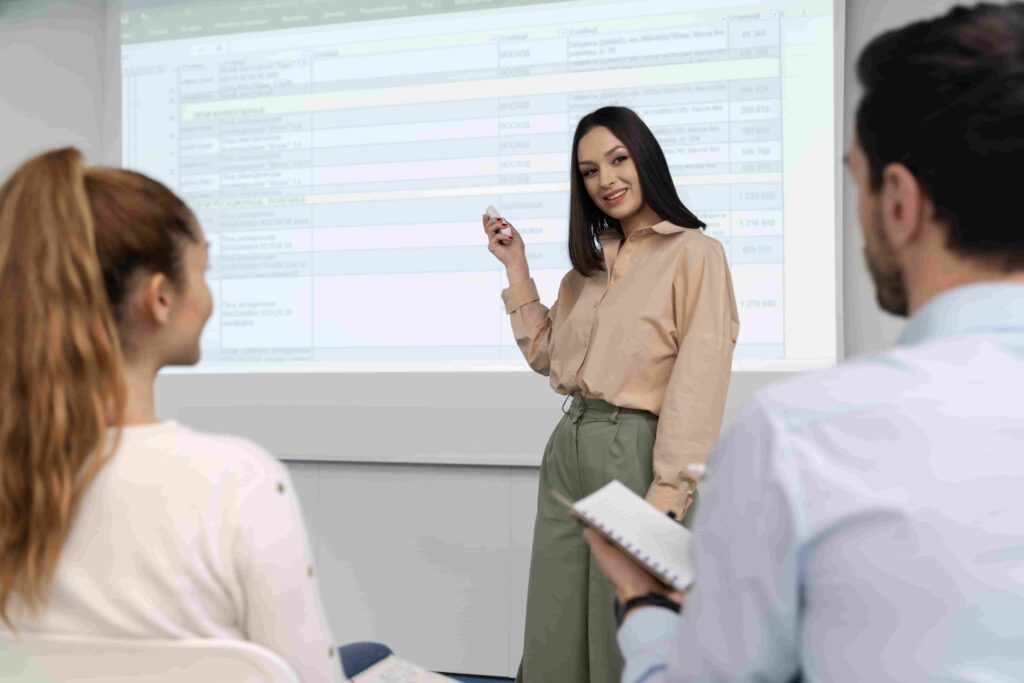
[583,528,686,603]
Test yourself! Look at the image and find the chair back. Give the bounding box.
[0,631,300,683]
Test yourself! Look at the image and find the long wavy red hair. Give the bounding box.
[0,148,198,628]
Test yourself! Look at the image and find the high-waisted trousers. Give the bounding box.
[515,395,696,683]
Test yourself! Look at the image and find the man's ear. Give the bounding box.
[879,162,928,249]
[137,272,176,326]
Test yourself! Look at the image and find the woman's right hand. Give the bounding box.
[483,214,527,274]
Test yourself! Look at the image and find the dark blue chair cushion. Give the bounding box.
[339,641,394,678]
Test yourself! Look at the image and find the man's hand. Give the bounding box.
[582,528,685,603]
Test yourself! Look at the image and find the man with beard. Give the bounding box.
[583,3,1024,681]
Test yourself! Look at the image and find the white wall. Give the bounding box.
[0,0,993,676]
[0,0,108,177]
[840,1,960,356]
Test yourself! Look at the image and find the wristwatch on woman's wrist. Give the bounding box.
[614,592,682,626]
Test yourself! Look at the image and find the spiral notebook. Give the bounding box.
[350,655,457,682]
[553,480,695,591]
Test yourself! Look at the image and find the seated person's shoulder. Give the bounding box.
[123,422,286,493]
[99,424,295,546]
[749,349,920,428]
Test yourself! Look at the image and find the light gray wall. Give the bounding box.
[0,0,108,178]
[839,0,979,357]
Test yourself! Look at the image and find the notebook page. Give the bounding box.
[574,480,695,590]
[351,656,457,683]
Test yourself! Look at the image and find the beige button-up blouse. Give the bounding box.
[502,221,740,514]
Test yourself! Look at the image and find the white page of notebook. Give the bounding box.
[351,656,456,683]
[574,480,695,590]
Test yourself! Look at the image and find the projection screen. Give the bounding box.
[117,0,843,464]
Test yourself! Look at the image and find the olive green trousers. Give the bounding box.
[515,396,664,683]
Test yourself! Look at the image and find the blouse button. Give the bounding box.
[276,482,285,494]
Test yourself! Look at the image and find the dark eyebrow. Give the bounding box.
[578,145,628,167]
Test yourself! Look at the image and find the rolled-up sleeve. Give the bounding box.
[502,277,555,376]
[648,242,739,515]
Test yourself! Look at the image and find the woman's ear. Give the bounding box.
[878,162,928,250]
[135,272,176,326]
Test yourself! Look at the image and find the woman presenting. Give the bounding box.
[483,106,740,683]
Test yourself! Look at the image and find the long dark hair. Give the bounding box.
[568,106,705,276]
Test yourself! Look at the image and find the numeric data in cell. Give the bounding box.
[731,264,784,345]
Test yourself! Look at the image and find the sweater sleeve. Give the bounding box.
[230,449,345,683]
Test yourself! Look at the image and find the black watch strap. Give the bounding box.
[614,592,681,626]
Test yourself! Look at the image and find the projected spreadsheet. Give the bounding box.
[121,0,836,372]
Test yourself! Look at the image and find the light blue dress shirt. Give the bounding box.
[619,283,1024,682]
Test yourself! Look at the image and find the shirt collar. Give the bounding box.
[597,220,684,243]
[898,282,1024,347]
[650,221,686,236]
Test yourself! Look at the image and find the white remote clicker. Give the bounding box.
[486,205,512,237]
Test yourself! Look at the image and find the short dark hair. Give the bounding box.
[856,3,1024,271]
[568,106,705,276]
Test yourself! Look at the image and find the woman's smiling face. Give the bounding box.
[576,125,647,223]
